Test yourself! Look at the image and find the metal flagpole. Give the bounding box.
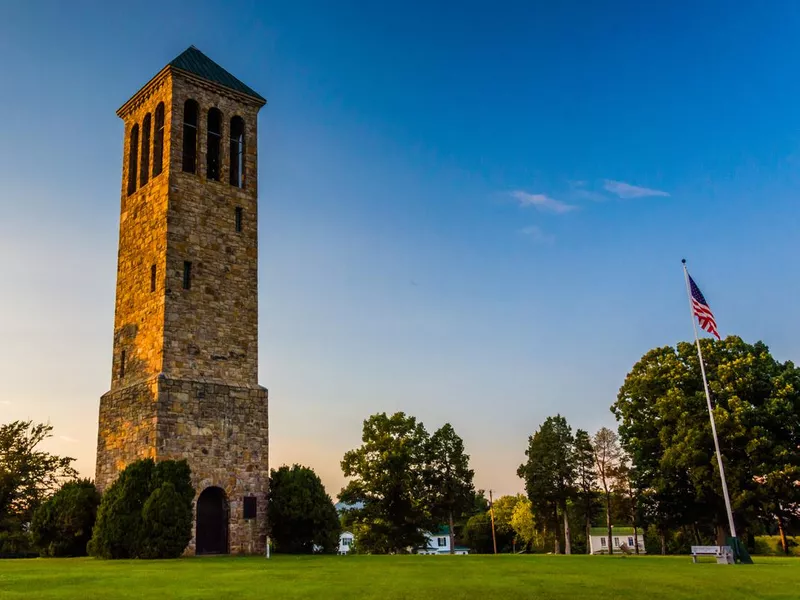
[681,259,737,542]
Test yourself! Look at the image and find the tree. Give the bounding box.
[510,496,540,551]
[592,427,621,554]
[340,413,433,553]
[427,424,475,554]
[0,421,78,554]
[140,481,193,559]
[88,459,194,559]
[574,429,597,554]
[612,336,800,547]
[518,415,577,554]
[268,464,340,553]
[30,479,100,557]
[463,512,494,553]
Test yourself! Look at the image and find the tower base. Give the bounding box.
[96,375,269,555]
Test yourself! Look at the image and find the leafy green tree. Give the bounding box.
[427,423,475,554]
[592,427,621,553]
[89,459,194,559]
[518,415,577,554]
[612,336,800,546]
[0,421,78,555]
[573,429,597,553]
[30,479,100,557]
[463,512,494,553]
[268,464,340,553]
[510,496,540,551]
[340,412,433,553]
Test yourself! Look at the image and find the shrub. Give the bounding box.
[30,479,100,557]
[140,482,193,559]
[88,459,194,559]
[268,464,340,553]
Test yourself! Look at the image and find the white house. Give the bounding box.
[588,527,646,554]
[418,527,469,555]
[338,531,355,555]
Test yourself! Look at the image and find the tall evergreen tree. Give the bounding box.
[427,423,475,554]
[518,415,577,554]
[574,429,596,554]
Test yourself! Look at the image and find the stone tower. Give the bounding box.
[95,46,268,555]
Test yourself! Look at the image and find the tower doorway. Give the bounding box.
[196,486,229,555]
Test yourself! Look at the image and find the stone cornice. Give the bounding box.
[117,66,267,119]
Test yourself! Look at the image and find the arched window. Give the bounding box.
[152,102,165,177]
[182,99,199,173]
[229,116,245,188]
[127,124,139,196]
[140,113,151,187]
[206,108,222,181]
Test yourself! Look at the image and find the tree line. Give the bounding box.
[335,336,800,555]
[0,335,797,557]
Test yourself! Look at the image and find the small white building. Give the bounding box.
[338,531,355,555]
[418,527,469,555]
[589,527,646,554]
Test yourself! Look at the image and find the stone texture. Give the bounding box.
[96,55,268,555]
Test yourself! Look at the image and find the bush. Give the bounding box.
[88,459,194,559]
[268,465,340,553]
[140,482,193,559]
[30,479,100,557]
[753,535,800,557]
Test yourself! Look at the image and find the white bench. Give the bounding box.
[691,545,734,564]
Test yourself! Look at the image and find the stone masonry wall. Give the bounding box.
[156,377,269,555]
[162,73,262,386]
[95,376,159,492]
[111,74,174,389]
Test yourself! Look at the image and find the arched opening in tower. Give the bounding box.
[196,486,229,555]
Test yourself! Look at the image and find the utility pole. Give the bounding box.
[489,489,498,555]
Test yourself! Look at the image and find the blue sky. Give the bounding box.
[1,1,799,498]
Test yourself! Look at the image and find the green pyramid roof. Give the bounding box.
[169,46,265,103]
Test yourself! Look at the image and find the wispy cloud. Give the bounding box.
[0,400,11,406]
[520,226,555,244]
[568,180,607,202]
[59,435,79,443]
[603,180,670,199]
[511,190,577,214]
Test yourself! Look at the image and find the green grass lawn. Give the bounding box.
[1,554,798,600]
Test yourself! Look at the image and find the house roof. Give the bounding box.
[169,46,266,103]
[590,527,637,536]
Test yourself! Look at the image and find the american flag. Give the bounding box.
[688,273,720,340]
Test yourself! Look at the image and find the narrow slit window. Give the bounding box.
[235,206,242,232]
[182,99,199,173]
[243,496,257,520]
[206,108,222,181]
[152,102,165,177]
[183,261,192,290]
[140,113,151,187]
[229,116,245,188]
[150,264,156,292]
[127,124,139,195]
[119,350,126,379]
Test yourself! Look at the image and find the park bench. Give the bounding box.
[690,545,734,564]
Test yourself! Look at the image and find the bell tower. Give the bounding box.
[95,46,268,555]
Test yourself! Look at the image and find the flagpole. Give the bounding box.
[681,259,737,542]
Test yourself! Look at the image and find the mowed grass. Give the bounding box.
[1,554,798,600]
